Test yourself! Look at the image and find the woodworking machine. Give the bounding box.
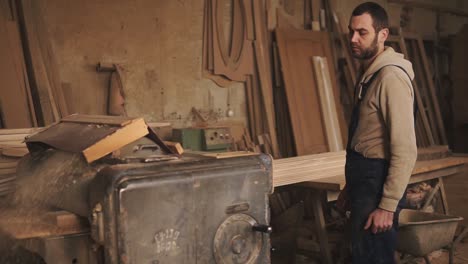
[1,117,273,264]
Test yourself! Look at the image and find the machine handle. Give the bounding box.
[252,224,272,234]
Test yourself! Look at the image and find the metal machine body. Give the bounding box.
[16,151,273,264]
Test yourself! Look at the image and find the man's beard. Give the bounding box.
[351,36,379,60]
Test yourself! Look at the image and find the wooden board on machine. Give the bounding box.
[0,209,89,239]
[276,28,347,156]
[25,114,150,163]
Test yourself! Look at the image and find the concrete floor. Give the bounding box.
[414,241,468,264]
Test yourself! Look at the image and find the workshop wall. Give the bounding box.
[36,0,468,130]
[330,0,468,38]
[37,0,247,127]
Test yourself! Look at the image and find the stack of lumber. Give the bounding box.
[0,0,68,129]
[0,128,41,196]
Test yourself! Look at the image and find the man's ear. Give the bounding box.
[379,28,389,43]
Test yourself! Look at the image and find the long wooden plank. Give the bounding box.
[6,5,37,127]
[274,150,345,164]
[275,160,344,175]
[389,34,435,146]
[332,12,356,84]
[312,57,343,151]
[17,0,59,124]
[275,155,344,169]
[0,2,34,128]
[30,0,68,118]
[409,39,440,143]
[273,152,468,187]
[252,0,280,158]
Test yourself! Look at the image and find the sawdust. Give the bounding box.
[0,149,95,262]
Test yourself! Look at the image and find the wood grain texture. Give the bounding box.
[276,29,346,156]
[252,0,280,158]
[0,2,34,128]
[17,0,59,125]
[273,151,468,188]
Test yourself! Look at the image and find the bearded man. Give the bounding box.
[337,2,417,263]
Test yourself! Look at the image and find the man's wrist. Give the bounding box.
[377,207,394,214]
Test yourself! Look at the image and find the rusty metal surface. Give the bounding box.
[213,214,263,264]
[89,153,272,264]
[397,209,463,256]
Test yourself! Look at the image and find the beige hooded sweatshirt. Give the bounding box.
[350,46,417,212]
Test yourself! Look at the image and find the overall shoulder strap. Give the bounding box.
[358,65,417,118]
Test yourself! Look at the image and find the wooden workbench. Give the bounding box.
[273,151,468,264]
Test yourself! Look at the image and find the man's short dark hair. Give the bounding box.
[352,2,389,32]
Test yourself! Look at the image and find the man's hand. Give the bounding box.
[364,208,394,234]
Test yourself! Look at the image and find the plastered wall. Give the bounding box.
[38,0,247,127]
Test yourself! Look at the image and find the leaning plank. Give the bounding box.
[5,14,37,127]
[409,39,439,144]
[332,12,356,85]
[252,0,280,158]
[30,0,68,117]
[276,29,347,155]
[416,37,447,144]
[0,8,35,128]
[312,57,343,151]
[17,0,59,124]
[389,34,435,146]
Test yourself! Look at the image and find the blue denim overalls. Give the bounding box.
[345,65,412,264]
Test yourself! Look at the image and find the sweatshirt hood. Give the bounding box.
[360,46,415,83]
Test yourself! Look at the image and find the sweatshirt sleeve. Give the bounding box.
[378,71,417,212]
